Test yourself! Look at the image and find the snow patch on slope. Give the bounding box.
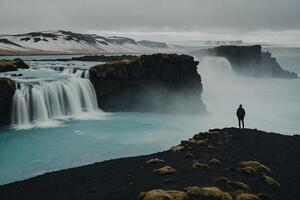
[0,30,178,55]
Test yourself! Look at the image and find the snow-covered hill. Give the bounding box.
[0,30,177,55]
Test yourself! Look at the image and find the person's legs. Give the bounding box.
[242,119,244,129]
[238,119,241,129]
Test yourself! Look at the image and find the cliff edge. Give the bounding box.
[0,77,15,126]
[89,53,206,113]
[212,45,297,79]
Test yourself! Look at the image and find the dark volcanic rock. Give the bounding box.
[0,77,15,126]
[12,58,30,69]
[212,45,297,79]
[89,53,206,113]
[16,32,58,39]
[0,59,30,72]
[0,128,298,200]
[34,55,138,62]
[0,39,23,47]
[73,55,138,62]
[107,36,137,45]
[33,38,41,43]
[0,61,17,72]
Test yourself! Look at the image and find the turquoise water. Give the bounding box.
[0,48,299,185]
[0,112,215,184]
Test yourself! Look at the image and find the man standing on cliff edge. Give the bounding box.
[237,104,246,129]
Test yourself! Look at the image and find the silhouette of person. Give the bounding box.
[236,104,245,129]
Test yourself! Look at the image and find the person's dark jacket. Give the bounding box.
[237,107,245,119]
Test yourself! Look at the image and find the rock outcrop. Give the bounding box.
[0,58,30,72]
[89,53,206,113]
[212,45,297,79]
[0,77,15,126]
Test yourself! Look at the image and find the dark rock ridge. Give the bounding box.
[212,45,298,79]
[89,53,206,113]
[0,58,30,72]
[0,128,299,200]
[0,39,23,47]
[73,55,138,62]
[35,55,138,62]
[0,77,15,126]
[107,36,137,45]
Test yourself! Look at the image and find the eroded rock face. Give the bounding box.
[0,58,30,72]
[89,53,206,113]
[212,45,298,79]
[0,77,15,126]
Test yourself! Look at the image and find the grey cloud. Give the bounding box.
[0,0,300,34]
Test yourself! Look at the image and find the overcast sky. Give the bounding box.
[1,0,300,44]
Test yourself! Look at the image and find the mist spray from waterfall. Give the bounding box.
[196,55,300,133]
[197,56,241,115]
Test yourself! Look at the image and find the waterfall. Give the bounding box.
[197,56,235,78]
[11,76,98,128]
[196,56,240,115]
[11,90,30,125]
[62,68,90,78]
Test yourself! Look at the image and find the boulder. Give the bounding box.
[261,175,280,187]
[0,77,16,126]
[210,158,221,166]
[191,160,210,170]
[89,53,206,113]
[0,58,29,72]
[139,189,188,200]
[146,158,165,164]
[215,176,250,191]
[237,161,271,174]
[153,166,176,175]
[236,193,260,200]
[12,58,30,69]
[183,186,232,200]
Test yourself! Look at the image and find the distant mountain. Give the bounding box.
[0,30,175,55]
[196,40,244,46]
[174,40,245,47]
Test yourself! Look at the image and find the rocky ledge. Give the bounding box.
[0,77,15,126]
[33,55,138,62]
[211,45,297,79]
[0,128,299,200]
[89,53,206,113]
[0,58,30,72]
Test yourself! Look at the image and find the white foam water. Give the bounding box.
[62,68,90,78]
[11,76,99,129]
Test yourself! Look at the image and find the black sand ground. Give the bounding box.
[0,128,299,200]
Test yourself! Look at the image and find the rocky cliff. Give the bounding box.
[89,54,206,113]
[0,77,15,126]
[212,45,297,79]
